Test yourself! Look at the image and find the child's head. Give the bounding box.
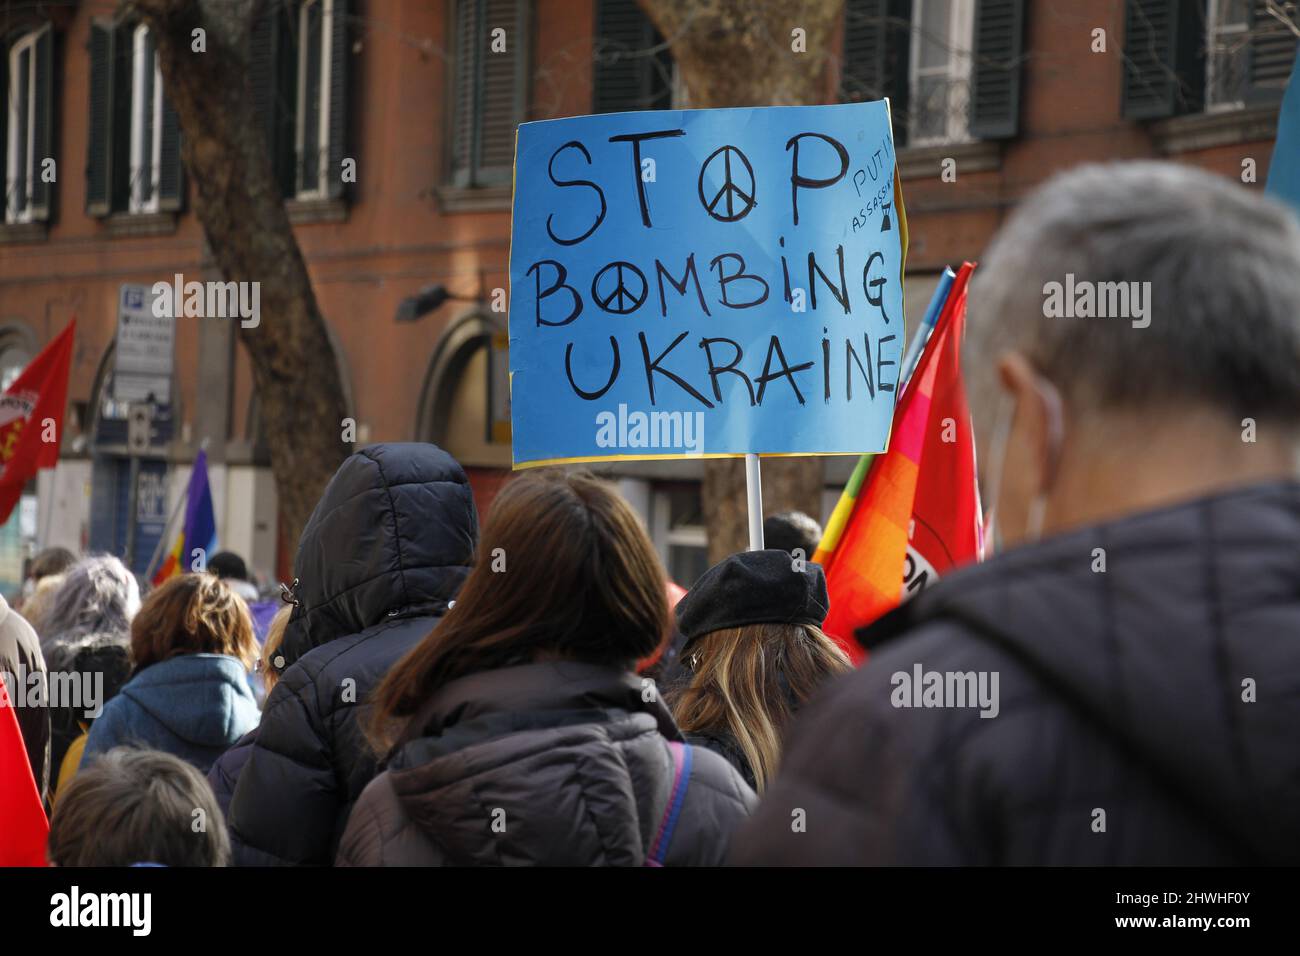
[48,748,230,866]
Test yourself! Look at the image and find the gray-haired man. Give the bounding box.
[730,162,1300,865]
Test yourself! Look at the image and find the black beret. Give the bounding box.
[676,549,829,644]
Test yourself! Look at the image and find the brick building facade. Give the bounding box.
[0,0,1292,591]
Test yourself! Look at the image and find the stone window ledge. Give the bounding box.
[1150,106,1279,155]
[287,197,349,224]
[0,220,48,243]
[105,211,178,238]
[436,183,513,213]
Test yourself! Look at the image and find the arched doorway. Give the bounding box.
[415,310,511,514]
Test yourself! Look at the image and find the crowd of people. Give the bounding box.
[3,161,1299,866]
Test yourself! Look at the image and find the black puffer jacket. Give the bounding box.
[336,661,757,865]
[227,443,478,865]
[731,482,1300,865]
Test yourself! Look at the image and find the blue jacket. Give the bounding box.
[84,653,260,774]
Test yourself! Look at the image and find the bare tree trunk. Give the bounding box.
[131,0,349,552]
[640,0,843,560]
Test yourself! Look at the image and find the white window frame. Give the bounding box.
[908,0,975,147]
[295,0,333,199]
[1206,0,1250,112]
[649,486,707,583]
[5,29,41,224]
[129,24,164,215]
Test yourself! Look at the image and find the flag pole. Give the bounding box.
[142,438,209,583]
[745,453,764,550]
[812,268,958,566]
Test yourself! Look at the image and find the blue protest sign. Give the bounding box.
[1267,44,1300,218]
[508,101,907,467]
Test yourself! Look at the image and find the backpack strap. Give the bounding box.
[644,741,693,867]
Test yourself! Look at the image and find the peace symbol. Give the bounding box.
[697,145,757,222]
[591,261,649,315]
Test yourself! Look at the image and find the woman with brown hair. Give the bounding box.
[336,470,756,866]
[84,573,260,774]
[668,550,851,793]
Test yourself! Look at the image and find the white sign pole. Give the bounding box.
[745,453,764,551]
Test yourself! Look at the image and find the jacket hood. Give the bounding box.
[123,654,258,749]
[280,443,479,667]
[386,661,683,865]
[859,480,1300,862]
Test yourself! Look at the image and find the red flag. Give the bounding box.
[904,272,983,593]
[0,319,75,524]
[820,265,979,661]
[0,680,49,866]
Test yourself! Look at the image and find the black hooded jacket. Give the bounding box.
[226,443,478,865]
[730,482,1300,865]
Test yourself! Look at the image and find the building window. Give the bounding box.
[249,0,349,202]
[449,0,529,189]
[5,33,36,223]
[0,342,30,391]
[907,0,974,145]
[2,24,53,225]
[85,19,184,218]
[129,25,164,214]
[1207,0,1251,110]
[593,0,675,113]
[1122,0,1298,121]
[651,484,708,588]
[295,0,333,197]
[842,1,1021,147]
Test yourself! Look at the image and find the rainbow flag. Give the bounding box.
[815,262,977,662]
[152,449,217,585]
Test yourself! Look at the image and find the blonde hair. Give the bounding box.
[20,572,66,636]
[670,623,850,792]
[258,605,292,694]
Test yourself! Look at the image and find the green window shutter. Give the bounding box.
[593,0,672,113]
[450,0,528,188]
[1121,0,1205,120]
[841,0,912,147]
[157,94,184,211]
[477,0,527,183]
[299,0,324,193]
[1245,0,1298,105]
[250,0,298,198]
[110,23,133,212]
[970,0,1025,140]
[449,0,478,186]
[249,5,277,142]
[85,21,114,217]
[325,0,350,199]
[28,25,54,220]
